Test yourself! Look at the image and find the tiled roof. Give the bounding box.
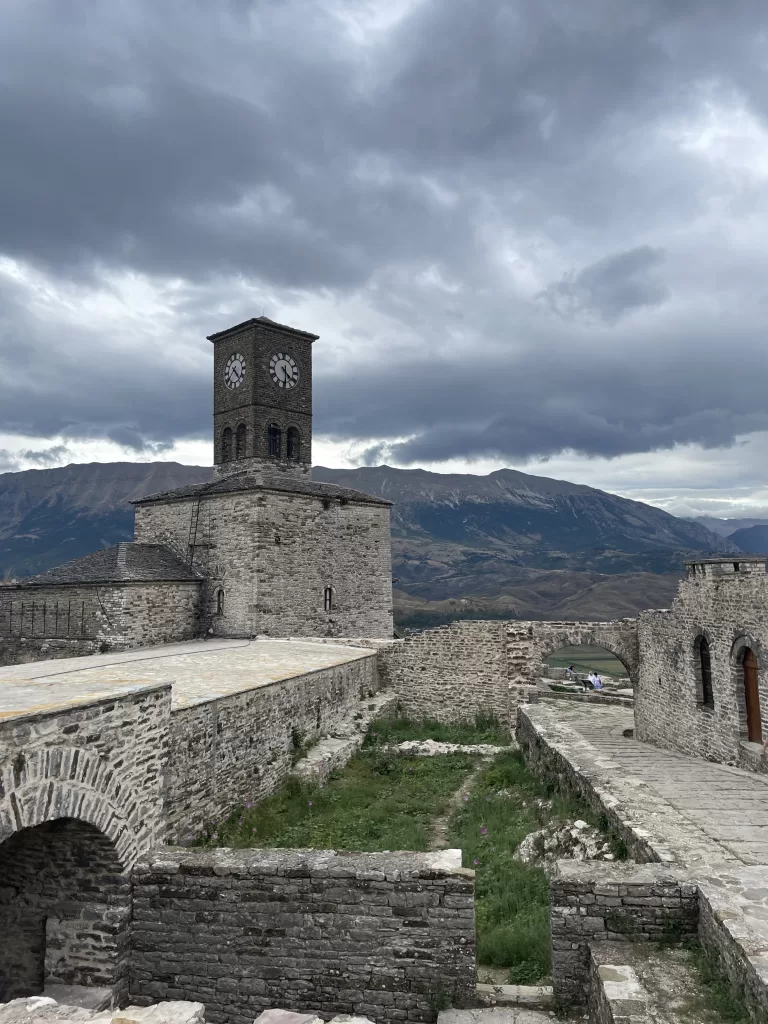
[132,474,393,507]
[18,543,202,587]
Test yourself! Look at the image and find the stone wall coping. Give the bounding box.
[135,846,474,881]
[551,860,693,885]
[0,679,172,726]
[168,647,379,713]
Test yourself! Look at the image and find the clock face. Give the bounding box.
[269,352,299,389]
[224,352,246,390]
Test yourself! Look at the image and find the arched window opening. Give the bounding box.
[287,426,301,461]
[267,423,282,458]
[0,818,128,999]
[235,423,247,460]
[221,427,233,463]
[324,586,334,613]
[216,589,224,615]
[695,634,714,708]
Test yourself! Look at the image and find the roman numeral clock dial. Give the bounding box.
[269,352,299,389]
[224,352,246,390]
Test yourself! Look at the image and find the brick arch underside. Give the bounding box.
[532,623,640,683]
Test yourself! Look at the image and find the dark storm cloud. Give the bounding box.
[0,0,768,457]
[540,248,669,323]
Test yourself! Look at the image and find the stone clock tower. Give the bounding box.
[207,315,319,483]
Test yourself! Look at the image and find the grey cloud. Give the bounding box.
[19,445,73,466]
[540,247,669,322]
[1,0,768,460]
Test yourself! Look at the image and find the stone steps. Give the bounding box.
[588,942,720,1023]
[290,691,398,784]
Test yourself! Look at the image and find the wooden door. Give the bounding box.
[743,648,762,743]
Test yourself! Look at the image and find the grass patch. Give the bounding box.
[682,945,751,1023]
[363,710,512,747]
[197,749,478,852]
[446,750,604,985]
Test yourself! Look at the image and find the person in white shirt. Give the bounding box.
[586,672,596,689]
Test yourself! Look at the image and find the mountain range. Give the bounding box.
[0,461,733,626]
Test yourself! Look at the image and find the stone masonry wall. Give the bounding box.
[550,861,698,1010]
[130,848,476,1024]
[135,490,393,640]
[636,564,768,771]
[0,819,130,1001]
[165,653,380,841]
[0,581,200,667]
[506,619,640,686]
[379,621,510,724]
[0,686,171,1001]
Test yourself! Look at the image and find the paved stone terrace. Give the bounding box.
[0,638,375,720]
[525,700,768,1020]
[527,700,768,867]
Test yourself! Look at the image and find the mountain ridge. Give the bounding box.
[0,461,732,622]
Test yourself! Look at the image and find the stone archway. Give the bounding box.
[506,619,640,687]
[0,748,149,1003]
[0,817,130,1001]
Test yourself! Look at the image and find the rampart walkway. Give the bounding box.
[523,701,768,867]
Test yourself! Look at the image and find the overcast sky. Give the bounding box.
[1,0,768,518]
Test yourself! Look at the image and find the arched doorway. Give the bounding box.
[0,818,129,1001]
[742,647,762,743]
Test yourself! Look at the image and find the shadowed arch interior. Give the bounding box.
[0,818,130,1002]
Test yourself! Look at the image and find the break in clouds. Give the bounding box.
[1,0,768,476]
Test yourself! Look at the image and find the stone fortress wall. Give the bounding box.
[131,848,475,1024]
[0,646,403,1007]
[0,581,200,665]
[377,616,640,725]
[165,652,379,841]
[635,557,768,772]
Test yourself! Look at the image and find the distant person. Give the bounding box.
[586,672,596,690]
[593,674,604,692]
[566,665,575,680]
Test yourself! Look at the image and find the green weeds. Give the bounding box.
[446,750,601,985]
[198,749,477,852]
[363,710,511,747]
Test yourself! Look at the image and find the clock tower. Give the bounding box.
[207,316,319,483]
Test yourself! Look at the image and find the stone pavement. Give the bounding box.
[0,638,375,720]
[529,701,768,867]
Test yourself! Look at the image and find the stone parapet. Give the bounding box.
[130,848,476,1024]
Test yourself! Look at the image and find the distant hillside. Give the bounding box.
[0,462,210,579]
[0,461,732,622]
[691,516,768,538]
[730,525,768,554]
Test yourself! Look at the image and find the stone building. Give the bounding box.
[0,317,394,664]
[635,556,768,772]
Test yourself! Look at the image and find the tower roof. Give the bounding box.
[207,316,319,343]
